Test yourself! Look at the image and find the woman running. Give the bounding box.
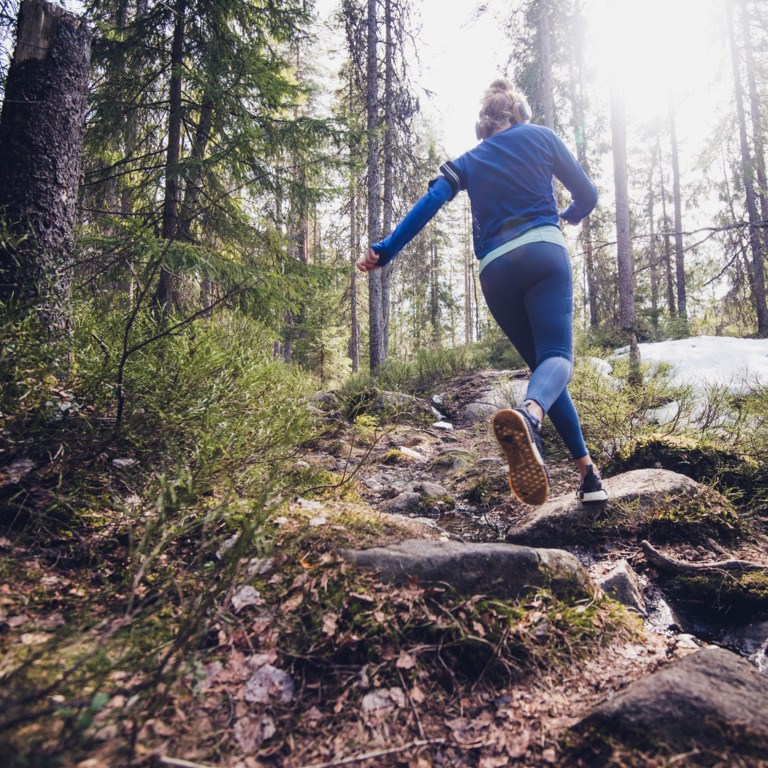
[357,78,607,506]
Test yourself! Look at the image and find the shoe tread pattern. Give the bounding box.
[492,409,549,506]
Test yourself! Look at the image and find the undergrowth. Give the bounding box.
[0,303,327,762]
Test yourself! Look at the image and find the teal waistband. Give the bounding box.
[477,225,568,276]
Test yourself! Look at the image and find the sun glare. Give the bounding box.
[595,0,723,124]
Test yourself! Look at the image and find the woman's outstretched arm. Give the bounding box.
[357,177,453,272]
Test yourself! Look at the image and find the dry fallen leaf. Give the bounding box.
[506,730,530,759]
[234,714,276,753]
[243,664,294,704]
[395,651,416,670]
[283,592,303,613]
[361,687,405,713]
[321,613,338,636]
[232,585,262,613]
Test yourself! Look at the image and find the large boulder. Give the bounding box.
[569,647,768,760]
[505,469,700,547]
[340,539,595,600]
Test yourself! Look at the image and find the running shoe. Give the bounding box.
[577,464,608,502]
[492,408,549,506]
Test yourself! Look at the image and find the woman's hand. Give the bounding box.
[356,246,380,273]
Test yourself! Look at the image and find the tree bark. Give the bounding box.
[0,0,92,332]
[379,0,394,362]
[740,0,768,262]
[350,179,360,372]
[647,171,658,315]
[366,0,383,371]
[609,61,635,331]
[567,14,598,327]
[726,0,768,336]
[657,135,676,317]
[668,97,687,323]
[537,0,554,131]
[155,0,187,310]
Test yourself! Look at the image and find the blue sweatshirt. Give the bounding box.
[371,122,597,267]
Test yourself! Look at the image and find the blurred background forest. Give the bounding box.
[2,0,765,384]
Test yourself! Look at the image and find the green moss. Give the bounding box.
[411,494,456,516]
[380,449,412,465]
[646,487,746,544]
[463,475,509,507]
[605,434,759,497]
[344,387,381,421]
[548,488,748,547]
[664,569,768,621]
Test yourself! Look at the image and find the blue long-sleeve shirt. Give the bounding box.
[371,122,597,267]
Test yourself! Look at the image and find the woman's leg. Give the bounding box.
[480,242,606,498]
[480,242,586,458]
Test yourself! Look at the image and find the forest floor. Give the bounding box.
[1,369,767,767]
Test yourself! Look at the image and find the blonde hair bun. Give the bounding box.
[478,78,530,136]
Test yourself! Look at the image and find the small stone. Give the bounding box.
[415,481,449,497]
[597,560,646,616]
[399,446,426,461]
[463,402,498,423]
[379,492,421,515]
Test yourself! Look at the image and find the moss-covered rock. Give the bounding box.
[463,474,509,507]
[605,433,759,497]
[645,485,746,544]
[663,568,768,622]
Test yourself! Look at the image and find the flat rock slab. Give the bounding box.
[571,647,768,758]
[340,539,594,600]
[505,469,700,547]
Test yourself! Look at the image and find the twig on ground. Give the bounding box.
[159,758,216,768]
[296,738,446,768]
[640,540,766,574]
[301,426,393,495]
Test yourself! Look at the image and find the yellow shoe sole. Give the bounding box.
[492,409,549,506]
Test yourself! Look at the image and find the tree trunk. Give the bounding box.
[350,180,360,372]
[726,0,768,336]
[366,0,383,370]
[567,14,597,327]
[0,0,92,332]
[668,97,687,323]
[609,62,635,331]
[740,0,768,259]
[379,0,394,362]
[430,234,439,342]
[657,135,676,317]
[648,172,658,315]
[155,0,187,310]
[537,0,554,130]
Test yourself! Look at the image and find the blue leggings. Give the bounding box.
[479,241,588,461]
